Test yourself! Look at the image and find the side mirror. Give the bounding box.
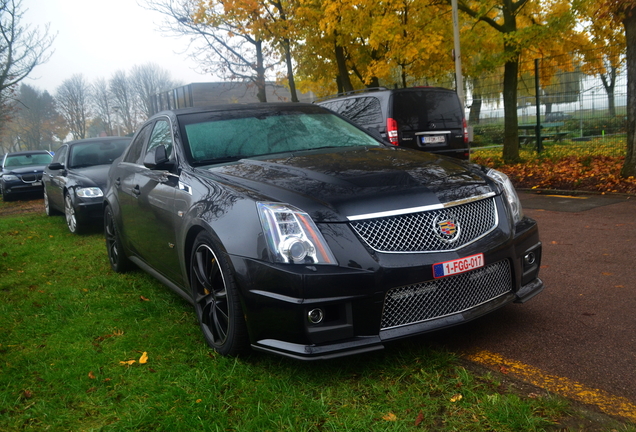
[143,146,174,170]
[47,162,65,171]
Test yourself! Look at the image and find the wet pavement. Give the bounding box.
[427,191,636,407]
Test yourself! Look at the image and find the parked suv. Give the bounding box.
[316,87,470,160]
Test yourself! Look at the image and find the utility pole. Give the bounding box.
[451,0,465,108]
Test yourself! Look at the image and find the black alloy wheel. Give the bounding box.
[104,206,131,273]
[190,231,249,357]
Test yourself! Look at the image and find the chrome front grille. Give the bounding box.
[380,259,512,330]
[349,197,497,253]
[18,173,42,183]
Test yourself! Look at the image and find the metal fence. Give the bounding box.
[464,50,628,154]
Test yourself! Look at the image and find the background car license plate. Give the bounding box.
[422,135,445,144]
[432,253,484,278]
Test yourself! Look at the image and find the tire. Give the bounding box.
[104,205,132,273]
[190,231,249,357]
[43,189,61,216]
[64,192,84,234]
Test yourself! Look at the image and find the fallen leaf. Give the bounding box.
[382,412,397,421]
[450,394,463,403]
[119,360,136,366]
[88,371,96,379]
[23,390,33,399]
[414,411,424,426]
[139,352,148,364]
[196,399,202,403]
[602,272,613,276]
[498,365,509,374]
[86,387,96,393]
[140,296,150,302]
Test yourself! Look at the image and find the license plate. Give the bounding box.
[433,253,484,279]
[33,181,42,186]
[422,135,445,144]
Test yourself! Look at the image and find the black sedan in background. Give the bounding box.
[43,137,130,233]
[0,150,53,201]
[104,103,543,360]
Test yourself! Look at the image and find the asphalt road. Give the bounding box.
[426,191,636,409]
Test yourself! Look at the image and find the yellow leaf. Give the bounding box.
[450,394,463,403]
[382,413,397,421]
[119,360,136,366]
[139,352,148,364]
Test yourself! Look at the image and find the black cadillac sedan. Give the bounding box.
[104,103,543,360]
[43,137,130,233]
[1,150,53,201]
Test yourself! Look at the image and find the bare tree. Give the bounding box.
[0,0,55,125]
[142,0,280,102]
[91,78,115,136]
[109,70,139,135]
[131,63,179,118]
[56,74,90,140]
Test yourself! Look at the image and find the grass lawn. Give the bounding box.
[0,198,634,430]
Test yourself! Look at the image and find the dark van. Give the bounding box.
[316,87,470,160]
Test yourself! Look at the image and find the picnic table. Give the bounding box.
[518,122,569,146]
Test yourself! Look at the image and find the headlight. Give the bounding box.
[3,174,18,181]
[487,169,524,223]
[257,202,338,265]
[76,187,103,198]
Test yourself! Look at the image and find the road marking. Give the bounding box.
[544,194,589,199]
[465,350,636,422]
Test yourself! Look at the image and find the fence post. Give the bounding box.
[534,59,542,153]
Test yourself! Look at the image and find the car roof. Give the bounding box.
[66,136,131,146]
[5,150,52,156]
[156,102,326,118]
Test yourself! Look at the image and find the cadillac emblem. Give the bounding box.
[434,214,460,243]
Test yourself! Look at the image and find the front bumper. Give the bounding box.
[230,218,544,360]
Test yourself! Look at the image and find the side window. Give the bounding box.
[124,123,153,164]
[146,120,173,159]
[52,146,68,165]
[341,97,383,126]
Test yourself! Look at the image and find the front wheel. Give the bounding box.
[190,231,249,357]
[104,205,131,273]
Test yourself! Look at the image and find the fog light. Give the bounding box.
[307,308,324,324]
[524,252,536,266]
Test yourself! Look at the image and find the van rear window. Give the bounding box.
[393,91,462,130]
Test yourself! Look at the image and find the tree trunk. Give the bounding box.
[255,40,267,103]
[621,11,636,177]
[334,40,353,93]
[283,39,299,102]
[502,55,521,163]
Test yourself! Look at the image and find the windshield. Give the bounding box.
[181,109,381,165]
[69,139,129,168]
[4,153,52,168]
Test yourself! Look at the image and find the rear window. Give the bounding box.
[392,91,463,130]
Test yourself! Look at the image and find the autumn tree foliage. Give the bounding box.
[593,0,636,178]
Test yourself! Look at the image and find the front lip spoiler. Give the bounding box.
[514,278,544,303]
[252,336,384,361]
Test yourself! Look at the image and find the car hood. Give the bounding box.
[204,147,495,222]
[3,165,48,175]
[69,165,111,189]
